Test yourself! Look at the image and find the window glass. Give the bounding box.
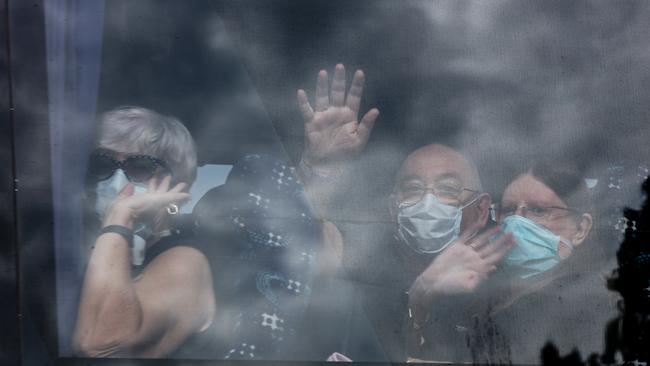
[19,0,650,364]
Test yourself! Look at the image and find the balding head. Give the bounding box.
[396,144,482,191]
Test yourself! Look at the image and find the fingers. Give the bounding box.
[297,89,314,122]
[459,223,496,249]
[165,181,189,210]
[157,175,172,193]
[169,181,188,193]
[148,176,158,192]
[330,64,346,107]
[158,177,189,208]
[117,183,134,200]
[166,192,190,205]
[346,69,365,114]
[482,232,515,265]
[466,226,500,249]
[357,108,379,143]
[472,227,513,260]
[459,225,480,244]
[314,70,329,112]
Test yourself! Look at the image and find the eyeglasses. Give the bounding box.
[396,181,480,207]
[88,151,170,183]
[497,203,577,222]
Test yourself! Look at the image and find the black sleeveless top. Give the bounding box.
[131,230,226,360]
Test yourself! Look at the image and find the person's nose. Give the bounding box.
[514,205,527,217]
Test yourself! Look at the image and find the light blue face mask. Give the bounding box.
[397,193,467,254]
[95,169,151,265]
[95,169,148,218]
[501,215,574,279]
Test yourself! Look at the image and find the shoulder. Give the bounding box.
[146,244,213,283]
[158,244,209,262]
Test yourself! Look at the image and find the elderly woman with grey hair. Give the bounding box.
[73,106,216,358]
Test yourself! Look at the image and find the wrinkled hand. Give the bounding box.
[104,176,190,227]
[410,227,515,300]
[297,64,379,169]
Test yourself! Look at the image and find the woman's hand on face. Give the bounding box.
[104,175,190,227]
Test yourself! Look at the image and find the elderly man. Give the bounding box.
[296,65,514,361]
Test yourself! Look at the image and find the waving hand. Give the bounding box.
[297,64,379,170]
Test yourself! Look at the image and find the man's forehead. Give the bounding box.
[398,146,474,184]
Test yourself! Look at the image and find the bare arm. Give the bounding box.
[73,177,215,357]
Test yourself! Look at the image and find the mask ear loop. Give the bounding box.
[459,192,481,210]
[558,237,575,253]
[489,203,497,222]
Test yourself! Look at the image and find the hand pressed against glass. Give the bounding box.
[297,64,380,170]
[498,174,592,259]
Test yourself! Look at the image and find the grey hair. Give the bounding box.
[96,106,197,185]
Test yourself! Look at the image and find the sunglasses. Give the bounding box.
[88,151,171,183]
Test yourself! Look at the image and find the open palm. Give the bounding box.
[110,176,189,221]
[413,228,515,296]
[297,64,379,165]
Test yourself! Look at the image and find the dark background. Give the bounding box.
[0,0,20,364]
[97,0,650,198]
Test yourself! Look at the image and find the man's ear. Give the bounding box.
[475,193,491,227]
[571,213,593,246]
[460,193,491,238]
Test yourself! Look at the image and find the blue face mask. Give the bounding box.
[501,215,574,279]
[95,169,152,265]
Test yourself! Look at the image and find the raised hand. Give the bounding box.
[297,64,379,172]
[103,175,190,227]
[408,227,515,315]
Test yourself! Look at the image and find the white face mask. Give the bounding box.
[397,193,470,254]
[94,169,148,218]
